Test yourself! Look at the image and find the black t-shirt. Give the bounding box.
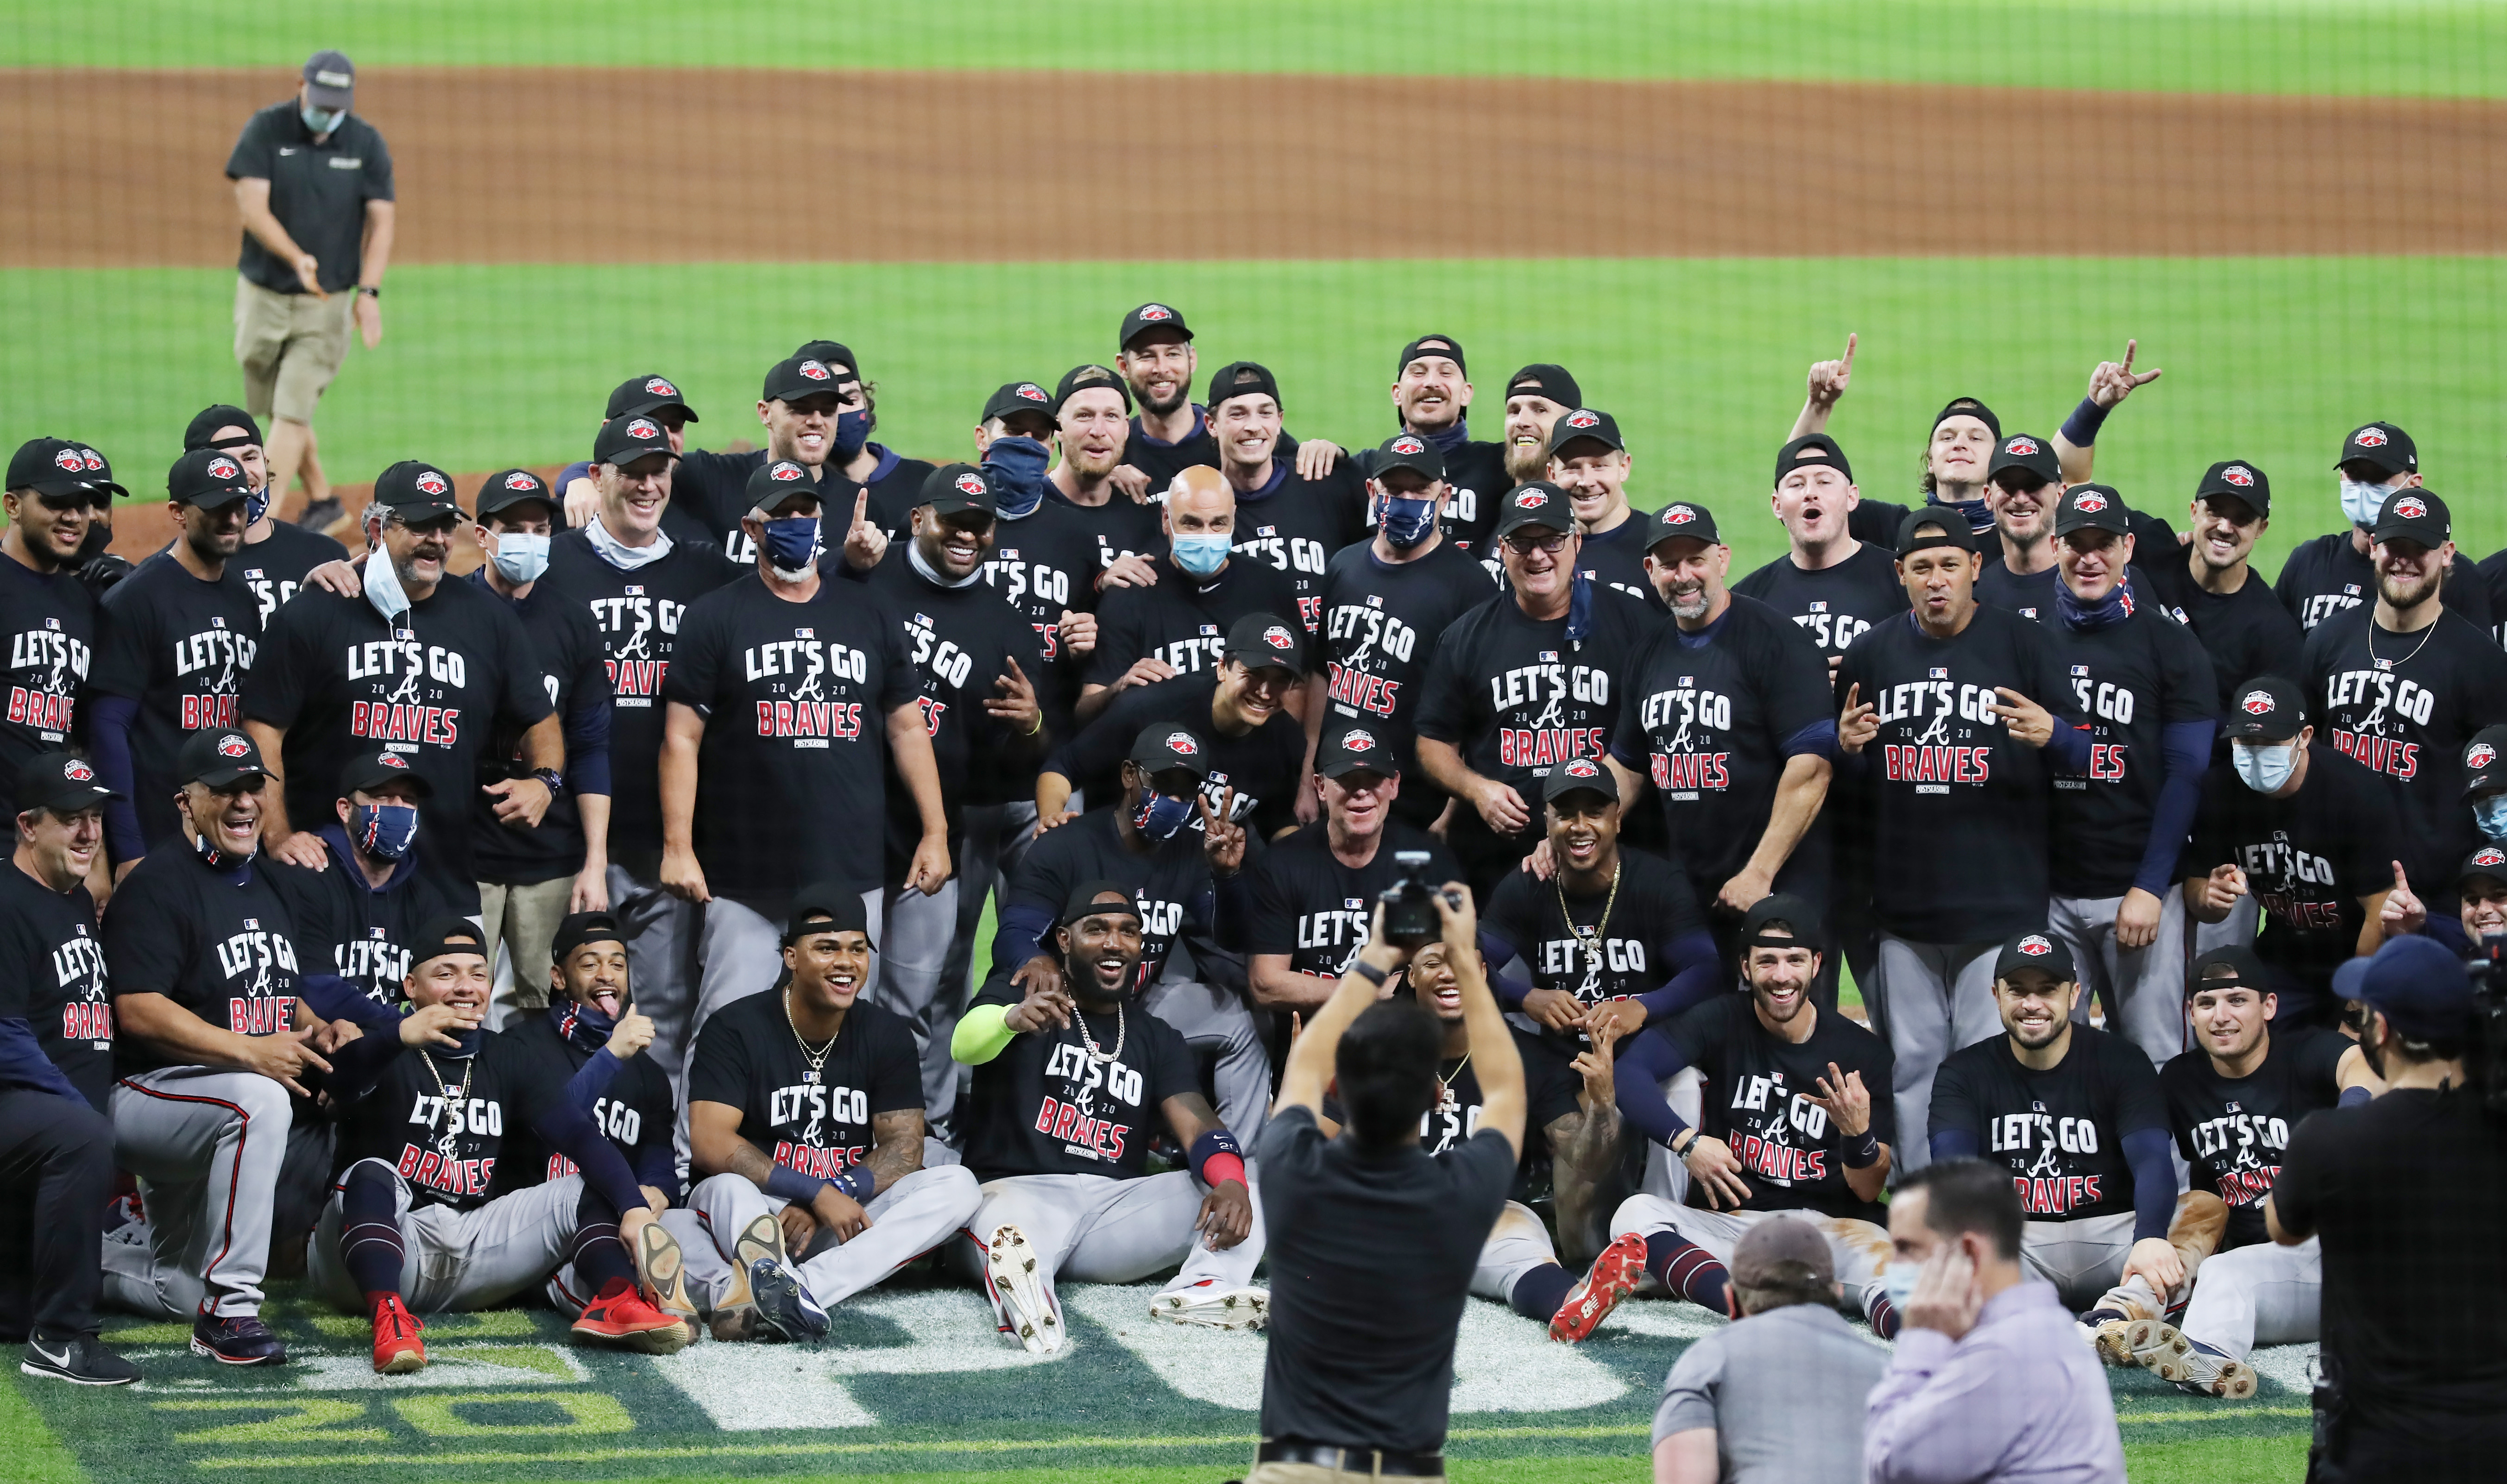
[1042,484,1164,583]
[980,499,1111,758]
[244,566,555,911]
[1654,995,1896,1222]
[1119,409,1221,487]
[2182,746,2394,992]
[1429,435,1511,568]
[2482,547,2507,650]
[1482,846,1706,1049]
[0,557,94,819]
[1317,539,1498,784]
[267,842,457,1007]
[2159,1025,2346,1251]
[960,978,1197,1181]
[1973,560,2060,623]
[537,530,735,868]
[861,548,1050,841]
[496,1007,678,1195]
[2301,607,2507,894]
[103,848,302,1076]
[1257,1105,1517,1454]
[224,102,393,294]
[2044,606,2218,897]
[1084,555,1302,688]
[1000,808,1213,981]
[334,1031,565,1213]
[1049,672,1305,842]
[93,553,262,850]
[0,865,112,1108]
[2277,530,2492,635]
[824,447,939,546]
[1228,459,1370,634]
[470,576,611,885]
[1928,1027,2166,1221]
[1609,596,1834,885]
[236,522,349,628]
[2138,560,2308,714]
[2275,1088,2507,1422]
[668,448,775,569]
[1835,607,2088,943]
[662,574,918,901]
[1413,584,1659,807]
[1574,518,1657,608]
[1248,821,1461,977]
[1731,543,1911,672]
[686,988,921,1181]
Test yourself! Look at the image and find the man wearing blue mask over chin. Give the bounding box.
[268,749,459,1011]
[1077,465,1299,727]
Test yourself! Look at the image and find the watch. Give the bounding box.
[530,767,564,796]
[357,284,381,298]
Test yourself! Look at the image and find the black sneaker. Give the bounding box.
[191,1312,288,1366]
[21,1335,140,1386]
[295,497,343,533]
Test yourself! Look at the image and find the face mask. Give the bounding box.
[2339,479,2391,529]
[441,1024,485,1060]
[189,811,255,873]
[1172,533,1232,578]
[301,104,346,134]
[1947,496,1991,535]
[1883,1259,1920,1314]
[759,515,822,579]
[2476,794,2507,843]
[2232,739,2297,795]
[983,437,1051,519]
[833,407,870,461]
[350,802,420,861]
[244,487,271,526]
[489,531,550,586]
[363,534,412,623]
[551,995,618,1055]
[2055,574,2135,634]
[1381,495,1439,549]
[1132,781,1195,841]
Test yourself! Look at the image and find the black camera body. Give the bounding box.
[2469,931,2507,1113]
[1379,849,1458,949]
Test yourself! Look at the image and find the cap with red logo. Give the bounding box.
[1546,407,1625,459]
[1119,302,1193,350]
[762,356,845,405]
[2337,421,2416,477]
[1994,930,2078,983]
[2218,674,2304,743]
[372,460,464,523]
[2195,459,2272,516]
[166,446,256,511]
[178,728,271,789]
[981,381,1057,425]
[2461,845,2507,892]
[15,750,120,812]
[1542,755,1620,805]
[6,437,125,502]
[1316,724,1396,780]
[604,373,698,425]
[1987,431,2061,487]
[1128,723,1212,780]
[920,462,998,518]
[1493,481,1575,539]
[2052,482,2133,539]
[1371,432,1444,484]
[338,747,435,800]
[2461,724,2507,799]
[1646,499,1722,551]
[744,459,821,516]
[2370,487,2450,548]
[593,410,675,471]
[475,467,556,519]
[1221,612,1305,678]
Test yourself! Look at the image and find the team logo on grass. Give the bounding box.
[504,471,540,490]
[2390,495,2430,521]
[208,457,240,481]
[644,377,678,397]
[2354,426,2389,447]
[63,760,94,782]
[799,360,832,381]
[1563,410,1601,430]
[2241,690,2276,716]
[415,470,450,497]
[955,472,988,498]
[2222,465,2255,487]
[52,448,82,472]
[626,418,662,441]
[2004,436,2039,456]
[1261,624,1295,651]
[2469,742,2497,770]
[1164,732,1198,755]
[2072,492,2108,513]
[217,735,251,759]
[2015,935,2054,957]
[1017,384,1048,402]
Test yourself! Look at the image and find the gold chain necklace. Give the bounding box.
[1555,859,1623,984]
[1436,1052,1473,1112]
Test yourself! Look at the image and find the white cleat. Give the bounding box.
[984,1226,1063,1354]
[1148,1281,1269,1331]
[2155,1339,2258,1399]
[2124,1318,2192,1371]
[2086,1317,2137,1367]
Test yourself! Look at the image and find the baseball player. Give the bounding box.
[2138,461,2306,720]
[1927,932,2228,1348]
[1104,306,1342,497]
[1546,409,1653,605]
[684,890,979,1341]
[1499,364,1583,489]
[953,882,1265,1352]
[2039,485,2220,1068]
[177,405,354,627]
[2130,946,2355,1398]
[266,750,457,1006]
[1387,334,1508,562]
[666,354,851,567]
[101,728,321,1362]
[554,372,706,541]
[1552,897,1903,1343]
[1078,466,1299,725]
[308,930,689,1371]
[0,439,113,824]
[1041,365,1163,582]
[0,753,136,1384]
[2278,421,2487,633]
[1733,435,1913,687]
[791,340,938,544]
[1205,361,1366,633]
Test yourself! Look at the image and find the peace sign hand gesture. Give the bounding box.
[1198,786,1245,877]
[2087,339,2162,409]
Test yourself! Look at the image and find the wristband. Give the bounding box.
[1843,1128,1881,1169]
[1191,1128,1246,1187]
[831,1167,877,1202]
[2059,395,2110,448]
[763,1165,829,1207]
[1350,958,1390,987]
[1670,1128,1699,1157]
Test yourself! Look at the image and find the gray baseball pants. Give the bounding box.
[872,879,964,1139]
[1610,1194,1894,1292]
[1140,977,1271,1143]
[2178,1235,2318,1358]
[687,1162,982,1309]
[2049,888,2192,1069]
[309,1163,584,1312]
[104,1067,293,1319]
[606,864,700,1081]
[1869,935,2005,1171]
[956,1168,1266,1313]
[1471,1200,1563,1306]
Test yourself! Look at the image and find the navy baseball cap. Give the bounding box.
[982,381,1055,424]
[1118,303,1191,349]
[1647,500,1720,551]
[14,752,119,813]
[2460,725,2507,798]
[1932,396,2001,441]
[166,447,255,510]
[1505,364,1581,409]
[1060,880,1144,929]
[593,414,674,470]
[2337,421,2416,476]
[372,460,462,523]
[1372,433,1442,482]
[1206,361,1280,411]
[1222,613,1303,676]
[2458,844,2507,892]
[2053,483,2132,538]
[1547,408,1624,459]
[551,911,627,963]
[793,341,859,378]
[1741,894,1822,949]
[921,463,997,517]
[1895,506,1980,558]
[7,438,123,501]
[2196,460,2270,516]
[1053,363,1133,416]
[1987,432,2060,486]
[1994,931,2076,982]
[2221,676,2305,742]
[762,355,844,405]
[1316,724,1396,780]
[1776,434,1852,486]
[1493,482,1575,538]
[1129,724,1211,780]
[302,50,355,110]
[2354,933,2475,1041]
[338,747,432,799]
[605,374,697,424]
[2186,944,2268,999]
[1542,756,1617,805]
[183,405,261,453]
[785,883,876,949]
[178,728,270,789]
[476,468,555,519]
[2370,488,2449,547]
[745,459,819,514]
[1396,333,1467,378]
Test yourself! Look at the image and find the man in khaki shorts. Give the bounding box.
[225,50,396,530]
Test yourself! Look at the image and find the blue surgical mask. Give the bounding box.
[363,542,412,624]
[1172,533,1232,578]
[2476,794,2507,843]
[1133,782,1194,841]
[759,515,822,578]
[983,436,1051,519]
[2339,479,2391,529]
[1883,1260,1920,1314]
[351,802,421,861]
[1381,495,1439,550]
[833,406,870,461]
[490,531,550,586]
[301,104,346,134]
[2232,739,2298,795]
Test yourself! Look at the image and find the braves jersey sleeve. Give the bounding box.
[103,852,303,1075]
[687,990,920,1182]
[0,868,113,1108]
[959,982,1198,1180]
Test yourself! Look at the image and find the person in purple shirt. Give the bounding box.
[1867,1158,2127,1484]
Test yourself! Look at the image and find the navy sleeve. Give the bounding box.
[2133,719,2218,896]
[2124,1126,2180,1242]
[1045,680,1144,786]
[301,972,402,1028]
[532,1098,650,1216]
[0,1019,89,1106]
[564,624,615,798]
[1927,1055,1985,1163]
[91,694,145,863]
[567,1047,626,1112]
[1611,1027,1694,1145]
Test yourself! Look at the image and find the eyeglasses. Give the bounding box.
[389,514,463,537]
[1502,533,1571,556]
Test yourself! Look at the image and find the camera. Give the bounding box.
[2469,931,2507,1114]
[1380,850,1458,949]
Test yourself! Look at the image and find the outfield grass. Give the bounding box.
[6,0,2506,95]
[8,255,2501,577]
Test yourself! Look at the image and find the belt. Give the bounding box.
[1257,1440,1445,1477]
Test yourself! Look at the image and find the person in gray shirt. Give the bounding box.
[1651,1216,1886,1484]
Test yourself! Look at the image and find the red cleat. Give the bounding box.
[572,1277,692,1354]
[1551,1231,1648,1343]
[371,1294,426,1374]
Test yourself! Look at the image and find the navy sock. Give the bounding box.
[1508,1263,1578,1321]
[339,1163,405,1301]
[572,1220,637,1294]
[1644,1232,1730,1314]
[1865,1289,1901,1339]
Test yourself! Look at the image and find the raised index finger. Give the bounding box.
[852,490,870,528]
[1840,331,1857,371]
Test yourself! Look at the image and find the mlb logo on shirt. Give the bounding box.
[245,569,263,579]
[43,617,57,631]
[997,549,1019,562]
[1367,595,1382,608]
[1679,676,1693,687]
[369,927,386,938]
[795,628,814,639]
[1929,667,1948,680]
[244,919,259,930]
[394,629,415,641]
[625,585,645,597]
[1540,650,1559,663]
[1209,769,1231,785]
[2031,1101,2046,1113]
[1258,526,1277,537]
[1199,624,1219,636]
[2343,584,2360,595]
[1344,898,1364,910]
[1809,601,1828,613]
[212,617,227,629]
[2070,665,2089,677]
[914,613,933,628]
[2019,608,2039,620]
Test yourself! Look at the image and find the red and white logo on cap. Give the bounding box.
[1016,384,1048,402]
[79,449,104,471]
[644,377,678,397]
[2476,848,2507,869]
[50,448,82,473]
[503,471,539,491]
[1164,731,1198,756]
[1665,505,1697,525]
[799,360,832,381]
[207,457,240,481]
[770,462,806,482]
[954,472,987,498]
[2072,492,2108,513]
[1563,410,1601,430]
[1390,435,1426,456]
[1562,758,1601,780]
[2354,426,2390,448]
[378,753,409,769]
[2016,935,2054,957]
[414,470,449,497]
[1513,488,1547,509]
[626,418,662,440]
[2469,742,2498,770]
[1137,304,1174,322]
[2391,495,2430,521]
[217,735,251,759]
[1341,729,1376,753]
[2222,465,2255,488]
[2241,690,2276,716]
[1262,624,1295,651]
[2005,436,2040,457]
[63,760,94,782]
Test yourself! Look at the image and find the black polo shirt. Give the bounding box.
[224,102,394,295]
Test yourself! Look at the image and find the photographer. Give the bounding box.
[2268,934,2507,1480]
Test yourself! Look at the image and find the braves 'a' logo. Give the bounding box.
[2241,690,2274,716]
[1563,409,1601,430]
[2222,465,2255,488]
[2353,427,2390,448]
[2023,1138,2065,1180]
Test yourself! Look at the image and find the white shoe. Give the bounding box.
[2124,1318,2191,1371]
[1148,1281,1268,1331]
[2156,1340,2258,1399]
[983,1226,1063,1354]
[2085,1317,2136,1367]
